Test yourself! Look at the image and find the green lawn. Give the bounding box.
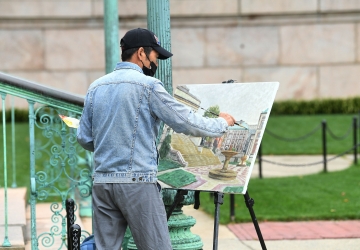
[200,164,360,224]
[262,114,359,155]
[0,123,30,188]
[0,114,359,221]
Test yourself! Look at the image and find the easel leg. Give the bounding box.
[212,192,223,250]
[244,191,267,250]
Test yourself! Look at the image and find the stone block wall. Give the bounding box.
[1,0,360,101]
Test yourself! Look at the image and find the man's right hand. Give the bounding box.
[219,112,236,126]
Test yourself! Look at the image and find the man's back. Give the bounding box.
[78,61,161,183]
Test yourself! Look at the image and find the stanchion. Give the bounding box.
[322,120,327,172]
[354,117,358,165]
[258,144,263,179]
[230,194,235,222]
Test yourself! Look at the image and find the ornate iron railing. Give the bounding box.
[0,72,91,249]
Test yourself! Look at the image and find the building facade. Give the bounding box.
[1,0,360,104]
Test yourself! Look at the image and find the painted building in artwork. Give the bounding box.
[220,121,250,153]
[174,86,201,112]
[216,109,268,161]
[247,109,268,159]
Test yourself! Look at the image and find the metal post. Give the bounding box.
[230,194,235,222]
[11,96,16,187]
[146,3,203,250]
[354,117,358,165]
[322,120,327,173]
[258,144,263,178]
[147,0,173,94]
[28,100,38,250]
[1,93,11,247]
[103,0,120,74]
[66,198,75,249]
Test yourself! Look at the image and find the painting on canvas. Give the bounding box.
[157,82,279,194]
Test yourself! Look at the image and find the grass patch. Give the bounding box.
[200,165,360,224]
[158,158,182,172]
[262,114,359,155]
[0,114,359,222]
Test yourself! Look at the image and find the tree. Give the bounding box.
[159,134,171,159]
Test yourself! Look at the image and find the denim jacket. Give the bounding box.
[77,62,229,183]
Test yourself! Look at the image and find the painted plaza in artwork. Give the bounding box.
[157,82,279,194]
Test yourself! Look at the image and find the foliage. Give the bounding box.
[159,134,172,159]
[0,109,29,123]
[203,105,220,118]
[272,97,360,115]
[200,165,360,224]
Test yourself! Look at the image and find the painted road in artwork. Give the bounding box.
[157,82,279,194]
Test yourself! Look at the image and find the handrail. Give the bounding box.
[0,72,84,112]
[0,72,92,248]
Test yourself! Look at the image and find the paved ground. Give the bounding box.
[184,206,360,250]
[184,154,360,250]
[9,154,359,249]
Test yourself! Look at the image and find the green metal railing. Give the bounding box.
[1,0,203,249]
[0,72,91,249]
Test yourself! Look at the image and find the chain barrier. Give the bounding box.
[265,123,321,142]
[260,143,360,167]
[326,123,352,140]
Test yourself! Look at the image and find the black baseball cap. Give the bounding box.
[120,28,173,60]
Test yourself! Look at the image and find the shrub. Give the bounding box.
[271,96,360,115]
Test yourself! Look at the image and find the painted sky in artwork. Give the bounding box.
[186,82,278,124]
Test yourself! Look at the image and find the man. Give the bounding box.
[77,28,235,250]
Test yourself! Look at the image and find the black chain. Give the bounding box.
[265,124,321,142]
[260,143,360,167]
[326,123,352,140]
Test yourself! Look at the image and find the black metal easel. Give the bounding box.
[212,191,267,250]
[243,191,267,250]
[166,190,188,221]
[212,192,224,250]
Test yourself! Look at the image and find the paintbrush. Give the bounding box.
[199,107,246,128]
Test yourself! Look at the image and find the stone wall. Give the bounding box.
[1,0,360,101]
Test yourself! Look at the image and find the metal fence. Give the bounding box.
[0,72,91,249]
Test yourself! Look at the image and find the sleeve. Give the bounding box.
[77,92,94,152]
[150,81,229,138]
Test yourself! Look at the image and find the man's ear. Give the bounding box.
[137,47,145,59]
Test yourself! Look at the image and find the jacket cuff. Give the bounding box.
[217,117,229,132]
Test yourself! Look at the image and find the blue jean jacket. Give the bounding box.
[77,62,228,183]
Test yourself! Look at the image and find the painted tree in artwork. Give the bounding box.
[202,105,220,147]
[203,105,220,118]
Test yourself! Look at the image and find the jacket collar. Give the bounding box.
[114,61,143,74]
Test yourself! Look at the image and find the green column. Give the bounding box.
[103,0,120,74]
[146,1,203,249]
[147,0,173,94]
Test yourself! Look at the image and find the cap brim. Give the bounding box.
[153,46,173,60]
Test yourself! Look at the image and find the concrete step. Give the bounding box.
[0,187,27,250]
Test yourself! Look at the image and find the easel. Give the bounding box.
[166,190,267,250]
[212,191,267,250]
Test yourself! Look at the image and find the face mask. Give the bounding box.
[141,55,157,77]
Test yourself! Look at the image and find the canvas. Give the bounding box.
[157,82,279,194]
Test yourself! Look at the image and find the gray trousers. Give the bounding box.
[92,183,172,250]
